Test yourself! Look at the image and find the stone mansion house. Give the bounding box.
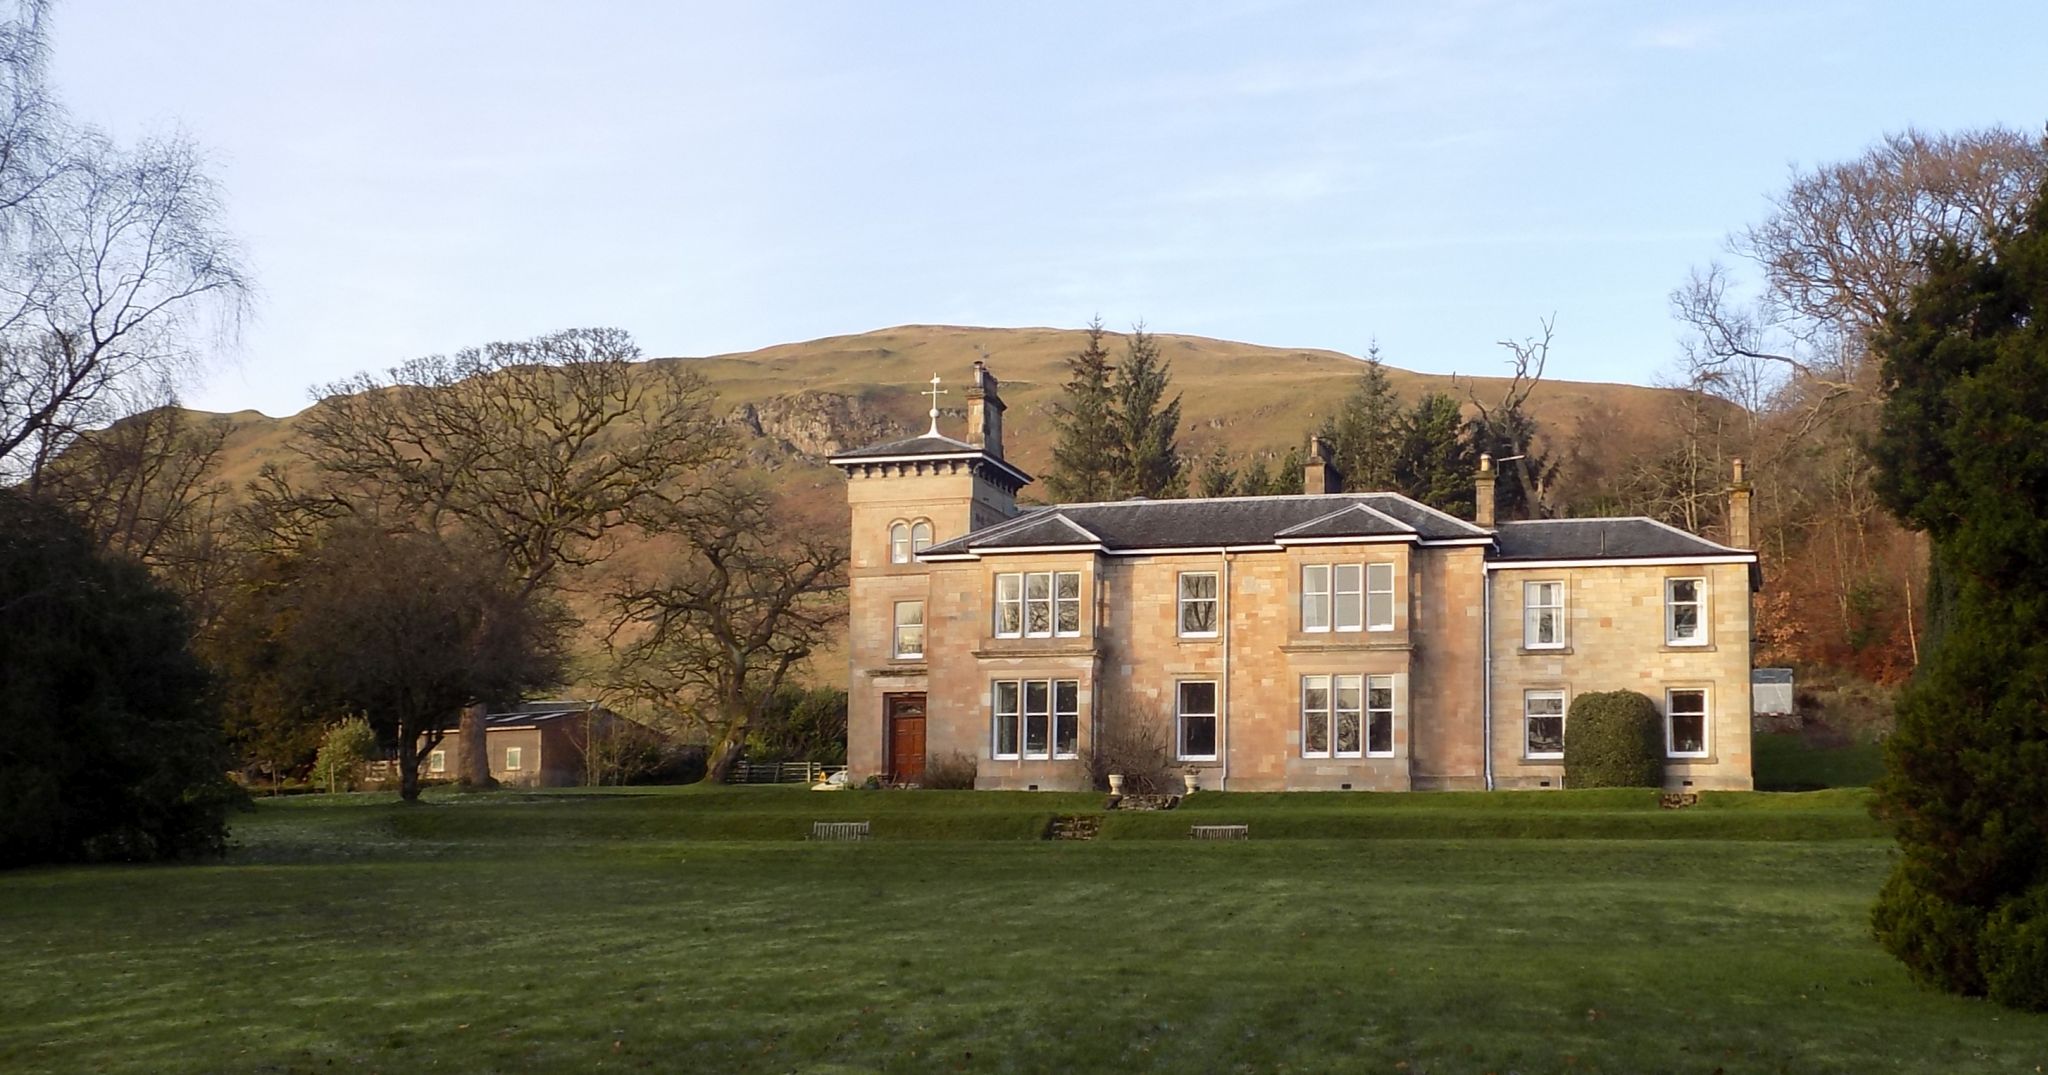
[830,362,1759,792]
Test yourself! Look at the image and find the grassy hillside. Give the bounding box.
[181,324,1706,690]
[201,323,1692,497]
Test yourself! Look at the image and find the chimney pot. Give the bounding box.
[1727,457,1752,548]
[1474,453,1498,528]
[965,361,1006,459]
[1303,436,1342,494]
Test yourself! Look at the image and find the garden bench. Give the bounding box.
[810,821,870,841]
[1189,824,1249,840]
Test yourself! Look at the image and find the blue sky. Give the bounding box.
[49,1,2048,417]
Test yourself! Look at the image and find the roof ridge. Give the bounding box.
[1361,491,1489,534]
[1274,501,1417,537]
[1051,491,1383,510]
[1632,515,1744,551]
[1352,501,1420,533]
[920,507,1055,551]
[1048,512,1102,542]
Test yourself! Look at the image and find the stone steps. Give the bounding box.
[1046,815,1102,841]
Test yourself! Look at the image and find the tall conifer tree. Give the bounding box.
[1044,318,1122,502]
[1320,344,1401,492]
[1114,325,1184,499]
[1392,393,1477,514]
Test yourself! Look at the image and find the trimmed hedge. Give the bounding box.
[1563,690,1663,789]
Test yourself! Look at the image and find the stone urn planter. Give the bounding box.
[1107,773,1125,795]
[1182,770,1200,794]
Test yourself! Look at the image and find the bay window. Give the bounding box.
[994,571,1082,639]
[1301,562,1395,633]
[1301,674,1364,758]
[992,678,1081,761]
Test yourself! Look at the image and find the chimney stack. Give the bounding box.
[1728,457,1752,548]
[1475,453,1497,528]
[966,360,1006,459]
[1304,436,1343,495]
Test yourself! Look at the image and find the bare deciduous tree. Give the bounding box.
[292,328,729,599]
[1464,316,1558,519]
[1660,126,2046,677]
[606,481,847,784]
[1673,127,2048,422]
[34,403,235,620]
[0,4,247,482]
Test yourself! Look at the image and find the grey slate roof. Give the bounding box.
[829,432,982,459]
[1492,518,1746,561]
[476,708,587,730]
[1276,502,1415,539]
[923,493,1487,555]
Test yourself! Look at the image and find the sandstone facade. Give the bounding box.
[833,365,1756,793]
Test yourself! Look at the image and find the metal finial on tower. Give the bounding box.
[924,373,947,436]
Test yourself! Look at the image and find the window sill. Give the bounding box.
[866,665,927,677]
[1520,756,1565,765]
[1661,643,1717,654]
[1280,639,1412,654]
[1517,646,1572,656]
[972,641,1096,659]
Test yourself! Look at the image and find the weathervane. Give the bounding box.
[924,373,947,436]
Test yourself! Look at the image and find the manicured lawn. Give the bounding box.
[1,788,2038,1073]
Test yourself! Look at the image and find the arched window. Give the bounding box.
[889,522,911,564]
[911,520,933,554]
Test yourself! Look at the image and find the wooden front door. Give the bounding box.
[886,694,927,784]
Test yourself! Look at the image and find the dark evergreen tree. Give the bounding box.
[0,489,236,866]
[1193,446,1237,498]
[1867,183,2048,1012]
[1265,445,1307,496]
[1044,318,1123,502]
[1237,457,1274,498]
[1114,325,1185,499]
[1393,393,1478,514]
[1319,344,1401,492]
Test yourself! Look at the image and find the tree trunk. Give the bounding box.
[399,740,422,802]
[460,700,494,789]
[705,735,744,785]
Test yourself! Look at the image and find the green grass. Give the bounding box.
[2,787,2038,1073]
[1754,732,1888,791]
